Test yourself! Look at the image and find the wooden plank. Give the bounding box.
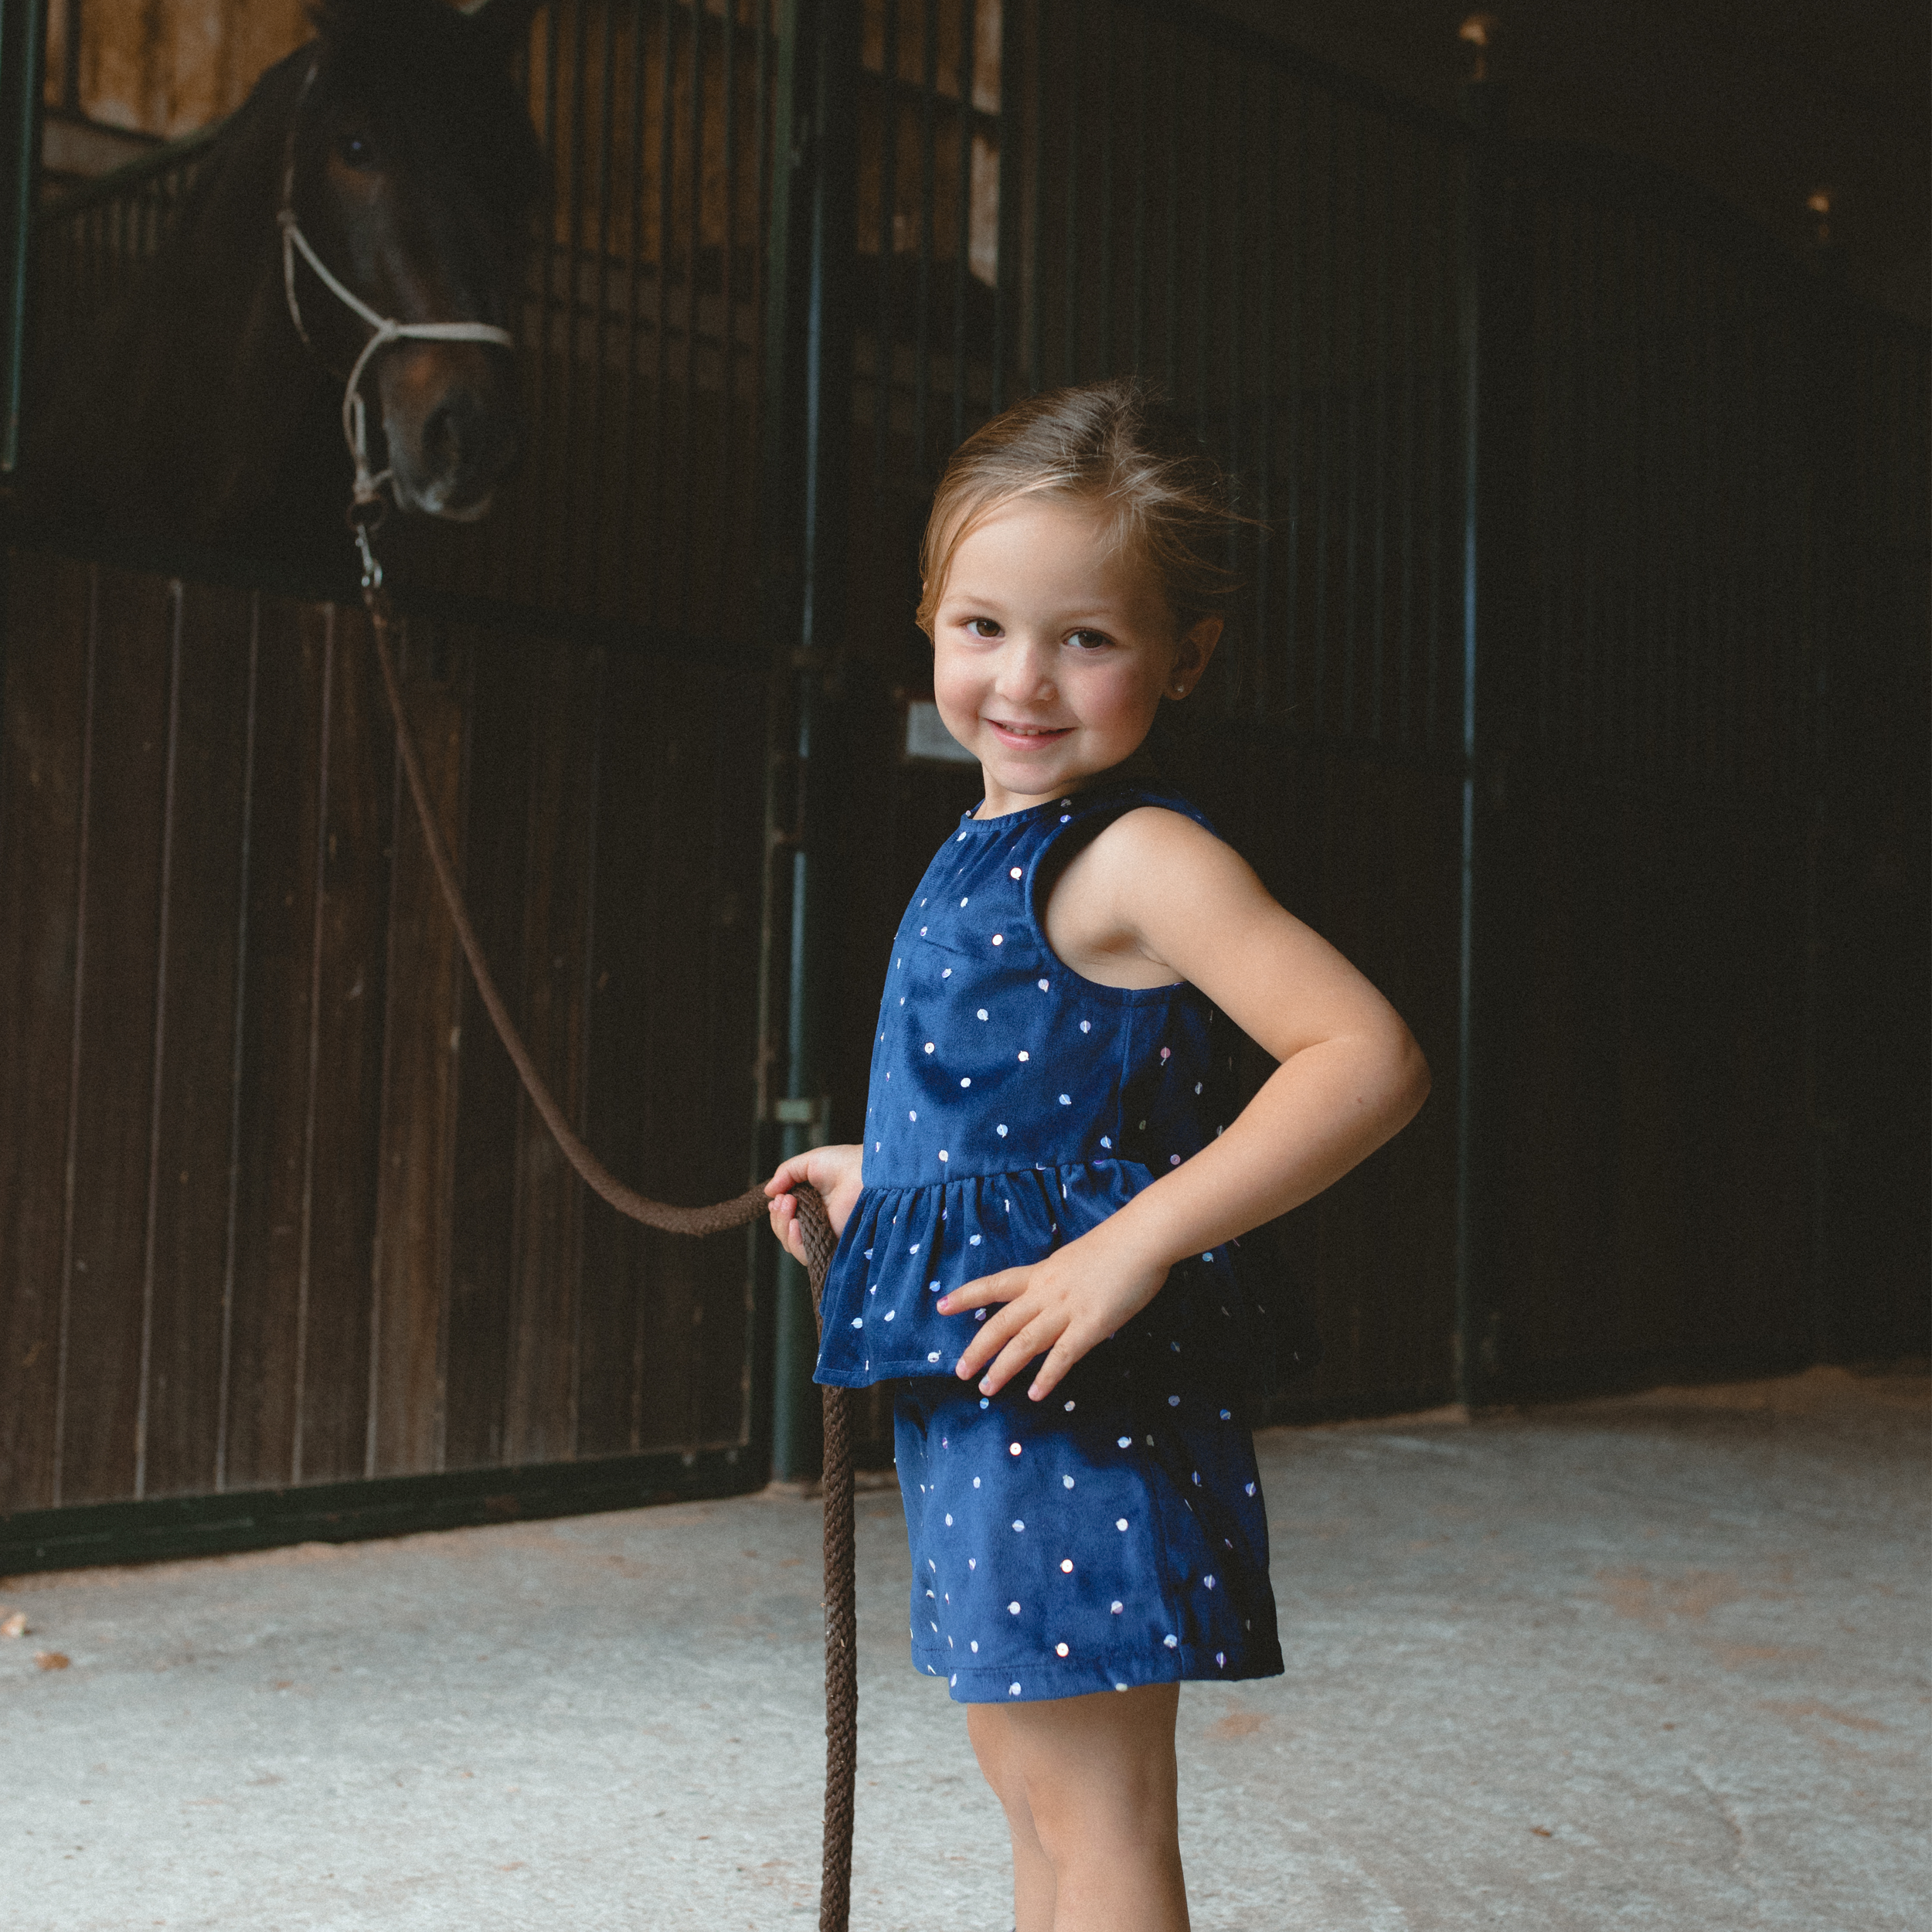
[291,606,389,1485]
[503,638,600,1466]
[223,597,328,1492]
[57,566,173,1506]
[692,668,770,1444]
[367,626,467,1479]
[139,580,254,1499]
[0,551,93,1514]
[443,628,533,1469]
[577,646,656,1459]
[632,672,708,1447]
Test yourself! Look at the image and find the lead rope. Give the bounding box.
[353,530,856,1932]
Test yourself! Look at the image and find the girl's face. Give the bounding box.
[929,495,1220,817]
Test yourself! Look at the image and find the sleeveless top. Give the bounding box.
[813,776,1258,1391]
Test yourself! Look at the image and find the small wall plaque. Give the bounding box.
[903,699,978,766]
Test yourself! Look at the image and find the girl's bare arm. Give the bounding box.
[944,808,1430,1399]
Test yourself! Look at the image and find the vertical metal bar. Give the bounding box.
[1339,107,1362,736]
[1310,94,1333,730]
[522,2,563,606]
[1130,2,1147,379]
[681,0,709,626]
[1423,151,1446,750]
[1250,76,1275,700]
[649,0,679,597]
[990,0,1015,410]
[754,0,773,345]
[0,0,43,467]
[1094,0,1113,378]
[1638,226,1669,784]
[1369,117,1392,744]
[913,0,937,472]
[1453,80,1523,1413]
[1281,82,1303,721]
[718,0,742,630]
[1223,62,1244,704]
[876,0,901,477]
[1060,0,1080,383]
[1192,62,1209,433]
[1026,0,1044,396]
[1627,206,1651,778]
[553,6,590,607]
[616,2,652,614]
[1579,199,1601,770]
[1161,32,1177,396]
[760,0,862,1482]
[584,0,621,611]
[952,0,977,443]
[1396,132,1419,746]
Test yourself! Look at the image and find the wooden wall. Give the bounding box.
[0,546,767,1515]
[46,0,311,138]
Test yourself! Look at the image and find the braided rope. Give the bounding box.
[362,580,857,1930]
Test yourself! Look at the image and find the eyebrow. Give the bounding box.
[940,587,1131,621]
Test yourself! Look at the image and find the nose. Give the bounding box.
[991,636,1056,703]
[421,389,518,507]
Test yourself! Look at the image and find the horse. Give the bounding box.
[26,0,546,566]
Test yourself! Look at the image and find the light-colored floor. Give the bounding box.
[2,1364,1924,1932]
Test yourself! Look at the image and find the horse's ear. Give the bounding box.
[467,0,548,63]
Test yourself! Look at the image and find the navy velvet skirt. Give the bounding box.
[889,1339,1284,1704]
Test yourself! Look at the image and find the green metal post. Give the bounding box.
[0,0,46,470]
[757,0,860,1482]
[1452,76,1529,1412]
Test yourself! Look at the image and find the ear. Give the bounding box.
[309,0,448,51]
[1166,616,1223,699]
[467,0,549,62]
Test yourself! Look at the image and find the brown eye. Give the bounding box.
[337,131,377,169]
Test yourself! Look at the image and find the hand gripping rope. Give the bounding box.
[279,61,859,1931]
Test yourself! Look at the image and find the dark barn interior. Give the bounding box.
[0,0,1924,1571]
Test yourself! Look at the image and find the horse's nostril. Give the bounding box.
[421,393,514,494]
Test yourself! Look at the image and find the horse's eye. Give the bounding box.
[336,131,376,169]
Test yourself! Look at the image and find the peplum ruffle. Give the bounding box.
[814,1157,1245,1386]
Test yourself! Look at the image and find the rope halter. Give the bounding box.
[277,56,515,515]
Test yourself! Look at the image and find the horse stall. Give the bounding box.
[2,0,1927,1573]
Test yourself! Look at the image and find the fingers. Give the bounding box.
[763,1152,815,1196]
[1022,1332,1088,1403]
[935,1269,1026,1316]
[765,1192,808,1267]
[976,1314,1070,1396]
[954,1294,1056,1389]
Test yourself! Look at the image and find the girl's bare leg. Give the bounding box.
[968,1701,1060,1932]
[967,1683,1189,1932]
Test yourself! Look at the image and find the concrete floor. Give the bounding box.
[2,1365,1925,1932]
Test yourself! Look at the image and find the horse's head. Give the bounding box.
[291,0,545,522]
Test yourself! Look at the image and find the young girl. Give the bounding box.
[766,379,1429,1932]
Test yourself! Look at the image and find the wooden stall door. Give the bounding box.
[0,548,767,1532]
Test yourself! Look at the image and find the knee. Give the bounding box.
[1023,1741,1178,1866]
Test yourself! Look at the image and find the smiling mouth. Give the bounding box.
[988,719,1073,743]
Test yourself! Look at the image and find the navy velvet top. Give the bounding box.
[813,777,1257,1390]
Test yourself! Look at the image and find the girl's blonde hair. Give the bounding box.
[914,379,1245,637]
